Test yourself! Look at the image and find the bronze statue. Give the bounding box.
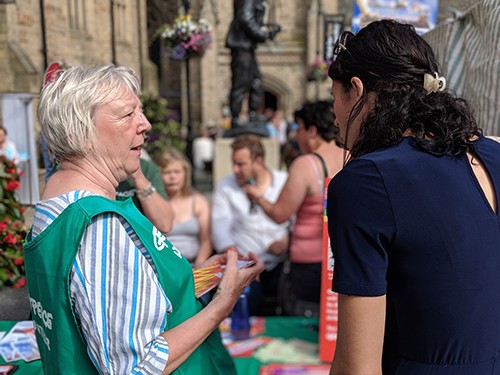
[226,0,280,132]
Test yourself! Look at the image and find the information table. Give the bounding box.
[0,317,321,375]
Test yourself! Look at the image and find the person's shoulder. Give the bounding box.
[214,174,239,191]
[193,191,209,206]
[332,157,380,186]
[290,153,316,168]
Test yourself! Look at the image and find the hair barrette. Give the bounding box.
[423,72,446,95]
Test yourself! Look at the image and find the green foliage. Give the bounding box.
[140,92,184,162]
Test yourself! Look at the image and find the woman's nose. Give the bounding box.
[137,111,152,132]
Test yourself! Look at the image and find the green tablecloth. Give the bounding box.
[0,317,319,375]
[233,316,319,375]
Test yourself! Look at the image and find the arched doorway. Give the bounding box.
[262,74,293,121]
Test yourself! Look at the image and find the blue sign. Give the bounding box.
[352,0,439,35]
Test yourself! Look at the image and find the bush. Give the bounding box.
[141,92,184,162]
[0,155,28,288]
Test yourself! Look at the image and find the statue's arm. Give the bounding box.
[236,0,269,43]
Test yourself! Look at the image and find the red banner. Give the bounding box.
[319,177,338,363]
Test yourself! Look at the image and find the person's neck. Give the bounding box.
[314,138,339,153]
[167,189,184,200]
[253,166,272,189]
[58,160,118,200]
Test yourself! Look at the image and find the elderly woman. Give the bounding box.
[24,65,263,374]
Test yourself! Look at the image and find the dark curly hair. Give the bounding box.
[328,19,479,158]
[294,100,339,142]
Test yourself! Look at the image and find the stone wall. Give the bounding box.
[168,0,481,134]
[0,0,154,165]
[0,0,152,95]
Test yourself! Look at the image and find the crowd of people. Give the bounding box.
[22,17,500,375]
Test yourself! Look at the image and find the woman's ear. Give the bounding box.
[350,77,365,100]
[307,124,318,137]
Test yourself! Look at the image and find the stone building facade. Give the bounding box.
[157,0,340,134]
[158,0,482,135]
[0,0,154,120]
[1,0,484,146]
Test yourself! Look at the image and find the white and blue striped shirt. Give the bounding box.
[32,190,171,374]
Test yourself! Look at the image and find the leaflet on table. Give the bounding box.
[259,363,331,374]
[253,338,321,365]
[0,365,18,375]
[0,321,40,363]
[225,336,273,357]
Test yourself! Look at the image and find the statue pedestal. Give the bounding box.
[223,118,269,138]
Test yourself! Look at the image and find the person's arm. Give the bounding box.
[327,159,395,375]
[266,234,289,256]
[245,157,311,223]
[330,295,386,375]
[237,0,273,42]
[194,193,213,267]
[131,163,174,233]
[160,249,264,374]
[74,214,264,375]
[211,181,236,252]
[72,214,171,373]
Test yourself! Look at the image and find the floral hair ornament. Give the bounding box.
[423,72,446,95]
[43,61,70,87]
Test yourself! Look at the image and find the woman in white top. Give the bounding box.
[158,148,213,267]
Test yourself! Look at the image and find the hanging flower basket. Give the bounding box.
[157,14,212,61]
[0,155,29,289]
[306,58,331,82]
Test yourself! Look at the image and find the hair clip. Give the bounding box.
[333,31,354,55]
[423,72,446,95]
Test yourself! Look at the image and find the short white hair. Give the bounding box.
[38,64,141,164]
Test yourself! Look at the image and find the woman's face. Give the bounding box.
[161,160,186,194]
[92,87,151,182]
[331,78,376,151]
[331,80,357,150]
[295,118,310,154]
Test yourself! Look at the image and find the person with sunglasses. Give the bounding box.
[327,20,500,374]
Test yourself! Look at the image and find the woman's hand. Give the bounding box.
[209,248,264,316]
[194,253,228,270]
[242,184,261,202]
[267,236,289,256]
[194,246,250,270]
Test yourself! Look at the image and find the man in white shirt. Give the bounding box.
[212,135,291,315]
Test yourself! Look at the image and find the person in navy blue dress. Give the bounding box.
[327,20,500,374]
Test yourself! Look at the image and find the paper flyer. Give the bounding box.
[193,259,255,298]
[259,363,331,375]
[0,321,40,363]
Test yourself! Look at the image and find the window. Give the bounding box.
[114,0,127,41]
[67,0,87,32]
